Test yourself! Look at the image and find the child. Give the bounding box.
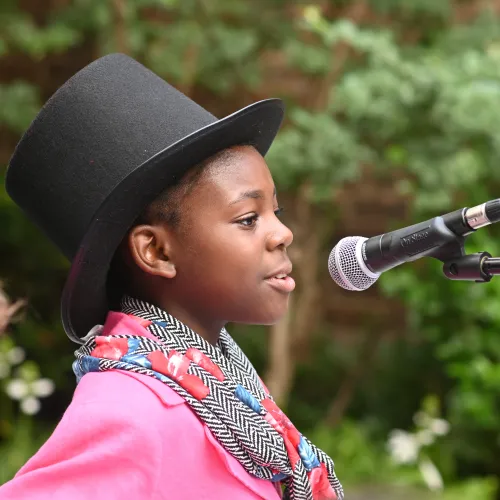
[0,54,343,500]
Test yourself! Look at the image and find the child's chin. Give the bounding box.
[233,311,288,327]
[231,295,291,326]
[252,305,291,326]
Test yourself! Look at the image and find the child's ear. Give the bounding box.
[127,224,176,279]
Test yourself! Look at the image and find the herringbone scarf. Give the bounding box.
[73,296,344,500]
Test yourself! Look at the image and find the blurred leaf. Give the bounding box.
[0,83,40,132]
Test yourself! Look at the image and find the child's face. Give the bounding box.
[162,146,294,326]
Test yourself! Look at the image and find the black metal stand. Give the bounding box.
[483,257,500,275]
[441,252,500,282]
[420,228,499,283]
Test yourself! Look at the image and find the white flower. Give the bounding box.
[416,429,435,446]
[6,379,29,400]
[6,347,25,365]
[388,405,448,492]
[430,418,450,436]
[5,376,55,415]
[387,429,420,464]
[21,397,41,415]
[32,378,55,398]
[419,457,444,491]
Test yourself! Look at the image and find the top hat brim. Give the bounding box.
[61,98,284,343]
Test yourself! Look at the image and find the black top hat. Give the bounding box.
[6,53,284,343]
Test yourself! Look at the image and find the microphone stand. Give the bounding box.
[442,252,495,283]
[412,217,500,284]
[421,232,499,283]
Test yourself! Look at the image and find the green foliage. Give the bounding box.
[0,2,80,58]
[369,0,452,19]
[307,408,496,498]
[281,2,500,488]
[267,108,368,199]
[0,417,51,484]
[5,19,80,58]
[284,38,331,75]
[0,83,40,133]
[305,13,500,481]
[309,420,395,485]
[2,0,500,495]
[442,477,498,500]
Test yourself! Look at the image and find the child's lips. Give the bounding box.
[264,275,296,293]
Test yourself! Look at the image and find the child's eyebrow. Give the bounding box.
[229,187,276,206]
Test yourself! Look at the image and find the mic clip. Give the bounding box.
[416,232,496,283]
[416,229,493,283]
[442,252,494,283]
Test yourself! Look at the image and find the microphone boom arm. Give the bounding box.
[441,252,493,283]
[441,254,500,282]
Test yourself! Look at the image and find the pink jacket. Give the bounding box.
[0,313,281,499]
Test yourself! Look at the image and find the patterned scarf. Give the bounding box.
[73,296,344,500]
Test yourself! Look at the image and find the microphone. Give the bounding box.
[328,199,500,291]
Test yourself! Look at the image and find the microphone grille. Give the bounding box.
[328,236,380,291]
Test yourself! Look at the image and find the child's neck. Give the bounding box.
[128,295,225,345]
[163,303,224,345]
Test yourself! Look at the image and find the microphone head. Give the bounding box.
[328,236,380,291]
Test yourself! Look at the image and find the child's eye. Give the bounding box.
[237,208,284,229]
[274,207,284,218]
[238,214,259,228]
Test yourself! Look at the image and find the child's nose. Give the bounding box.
[267,219,293,250]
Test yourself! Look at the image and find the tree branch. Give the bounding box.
[324,328,384,427]
[111,0,128,54]
[265,297,293,405]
